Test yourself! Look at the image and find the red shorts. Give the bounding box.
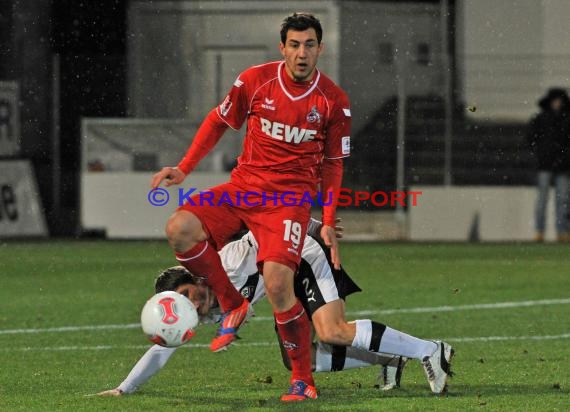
[177,181,311,272]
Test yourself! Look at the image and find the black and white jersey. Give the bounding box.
[118,231,361,394]
[218,232,361,318]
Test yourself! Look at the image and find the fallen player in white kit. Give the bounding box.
[98,220,453,396]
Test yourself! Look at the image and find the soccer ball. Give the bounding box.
[140,291,199,347]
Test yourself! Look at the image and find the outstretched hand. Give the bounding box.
[95,388,123,397]
[321,224,341,270]
[151,167,186,189]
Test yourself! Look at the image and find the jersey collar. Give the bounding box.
[277,61,321,101]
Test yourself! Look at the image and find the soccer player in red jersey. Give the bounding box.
[151,12,351,401]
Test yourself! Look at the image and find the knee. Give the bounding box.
[165,212,206,252]
[264,281,290,301]
[316,327,339,345]
[315,322,353,346]
[263,264,295,306]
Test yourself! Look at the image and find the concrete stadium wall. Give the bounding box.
[127,0,339,121]
[457,0,570,121]
[409,186,558,241]
[83,179,556,241]
[81,172,229,238]
[339,1,444,136]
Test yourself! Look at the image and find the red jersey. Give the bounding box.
[217,61,351,195]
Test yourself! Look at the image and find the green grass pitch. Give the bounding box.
[0,241,568,411]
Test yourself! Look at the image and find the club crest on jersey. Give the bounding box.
[240,286,255,299]
[306,105,321,124]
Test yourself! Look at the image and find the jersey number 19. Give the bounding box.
[283,219,302,249]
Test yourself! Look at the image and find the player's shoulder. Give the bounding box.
[238,61,280,86]
[316,71,350,105]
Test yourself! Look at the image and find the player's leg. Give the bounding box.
[307,300,400,373]
[311,300,453,393]
[297,236,453,393]
[313,341,407,391]
[290,236,408,389]
[554,172,569,240]
[312,340,396,371]
[167,209,246,315]
[274,319,404,390]
[534,170,551,241]
[264,261,316,401]
[274,321,317,372]
[275,308,407,390]
[249,206,315,401]
[166,182,250,351]
[310,300,416,372]
[274,315,405,391]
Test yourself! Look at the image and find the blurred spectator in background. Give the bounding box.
[526,88,570,242]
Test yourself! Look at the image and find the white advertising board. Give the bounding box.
[0,160,48,237]
[0,81,21,156]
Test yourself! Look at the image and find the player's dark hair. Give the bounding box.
[154,266,197,293]
[280,12,323,44]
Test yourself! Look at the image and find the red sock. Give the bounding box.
[175,241,244,312]
[274,300,314,386]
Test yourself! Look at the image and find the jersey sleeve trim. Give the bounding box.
[215,108,240,131]
[325,154,350,160]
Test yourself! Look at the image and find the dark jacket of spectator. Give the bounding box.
[526,88,570,172]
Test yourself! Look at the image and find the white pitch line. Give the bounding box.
[1,298,569,335]
[2,342,276,352]
[250,297,570,322]
[0,323,141,335]
[2,333,570,352]
[345,297,570,317]
[445,333,570,343]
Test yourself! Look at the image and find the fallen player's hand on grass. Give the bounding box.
[151,167,186,189]
[96,388,123,397]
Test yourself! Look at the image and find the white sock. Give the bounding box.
[351,319,437,360]
[314,341,398,372]
[351,319,373,350]
[314,342,333,372]
[380,326,437,359]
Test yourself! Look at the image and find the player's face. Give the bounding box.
[279,28,323,82]
[175,283,214,316]
[551,97,563,112]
